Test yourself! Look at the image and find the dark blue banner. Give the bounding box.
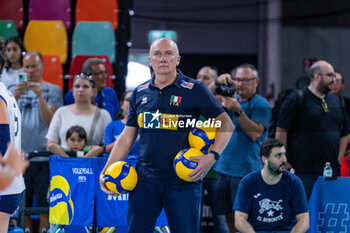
[49,156,95,226]
[49,156,168,228]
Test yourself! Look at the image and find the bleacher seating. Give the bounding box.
[0,0,24,29]
[72,21,116,63]
[28,0,72,30]
[42,55,64,92]
[24,20,68,63]
[0,20,18,41]
[68,55,114,89]
[75,0,119,30]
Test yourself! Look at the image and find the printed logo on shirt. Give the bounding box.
[256,198,284,223]
[254,193,261,198]
[180,80,194,89]
[143,110,162,129]
[170,95,181,106]
[141,96,148,104]
[138,83,149,92]
[139,110,221,130]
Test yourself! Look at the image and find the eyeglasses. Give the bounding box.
[318,73,336,79]
[321,98,330,113]
[92,71,108,76]
[232,77,256,84]
[74,73,95,88]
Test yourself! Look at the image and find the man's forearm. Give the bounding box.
[338,135,349,164]
[235,218,255,233]
[290,212,309,233]
[237,111,264,141]
[38,95,55,126]
[210,112,234,154]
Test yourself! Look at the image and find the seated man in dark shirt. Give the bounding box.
[234,138,309,233]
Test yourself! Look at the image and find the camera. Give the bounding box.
[215,84,235,97]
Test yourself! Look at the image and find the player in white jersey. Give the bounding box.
[0,40,29,233]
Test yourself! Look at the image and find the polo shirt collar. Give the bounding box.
[149,69,185,89]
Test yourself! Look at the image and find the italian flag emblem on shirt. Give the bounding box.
[170,95,181,106]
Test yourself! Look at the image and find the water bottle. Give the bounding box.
[323,162,333,178]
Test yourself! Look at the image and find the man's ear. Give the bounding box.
[262,155,268,166]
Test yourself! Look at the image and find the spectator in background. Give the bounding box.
[197,66,217,87]
[276,60,350,199]
[104,90,139,163]
[64,58,120,120]
[330,71,350,117]
[62,125,93,155]
[0,36,26,89]
[209,64,271,233]
[10,51,63,233]
[46,73,111,158]
[234,138,309,233]
[196,66,230,233]
[330,71,350,176]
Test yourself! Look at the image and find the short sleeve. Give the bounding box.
[233,176,252,214]
[248,96,271,129]
[93,109,112,145]
[194,82,224,119]
[291,176,308,215]
[46,108,63,144]
[276,91,300,130]
[47,85,63,108]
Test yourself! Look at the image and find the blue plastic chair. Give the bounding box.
[72,21,116,63]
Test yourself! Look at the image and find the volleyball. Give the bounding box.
[49,175,74,225]
[173,148,204,182]
[104,161,138,195]
[188,124,216,154]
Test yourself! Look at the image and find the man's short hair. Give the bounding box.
[24,51,44,65]
[260,138,284,158]
[335,70,345,84]
[231,63,258,78]
[308,62,321,78]
[81,58,104,75]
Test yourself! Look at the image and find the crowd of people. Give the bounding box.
[0,34,349,233]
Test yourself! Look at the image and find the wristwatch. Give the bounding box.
[234,110,242,117]
[210,150,220,160]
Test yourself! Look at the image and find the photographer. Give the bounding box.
[209,64,271,233]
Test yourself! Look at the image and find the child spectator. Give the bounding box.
[0,36,26,89]
[62,125,92,156]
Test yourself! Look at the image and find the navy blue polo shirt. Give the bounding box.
[127,70,224,184]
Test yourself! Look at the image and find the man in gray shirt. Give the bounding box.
[11,51,63,233]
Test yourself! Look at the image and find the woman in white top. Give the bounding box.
[46,73,111,157]
[0,37,26,89]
